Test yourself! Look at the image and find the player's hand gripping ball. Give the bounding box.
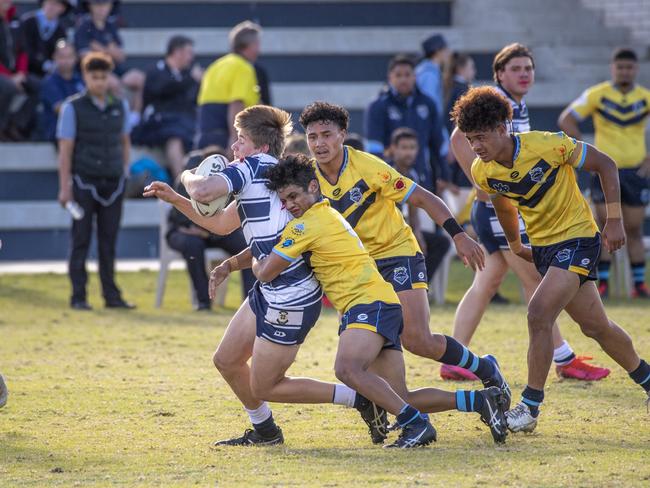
[190,154,231,217]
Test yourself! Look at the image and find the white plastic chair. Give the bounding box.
[155,201,230,308]
[429,239,454,305]
[610,244,632,299]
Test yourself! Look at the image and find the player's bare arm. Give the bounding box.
[181,171,231,203]
[209,247,253,300]
[491,194,533,262]
[251,253,291,283]
[557,107,583,140]
[143,181,241,235]
[576,142,626,252]
[407,185,485,270]
[57,138,74,207]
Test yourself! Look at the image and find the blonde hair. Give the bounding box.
[229,21,262,53]
[234,105,293,158]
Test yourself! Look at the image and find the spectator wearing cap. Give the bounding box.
[364,54,447,194]
[39,39,84,141]
[133,35,202,178]
[196,21,262,153]
[416,33,450,121]
[19,0,70,78]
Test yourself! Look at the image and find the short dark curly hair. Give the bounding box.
[266,153,317,192]
[450,86,513,133]
[299,101,349,131]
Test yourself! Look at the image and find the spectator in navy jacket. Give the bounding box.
[132,35,202,179]
[19,0,70,78]
[364,54,448,194]
[39,39,84,141]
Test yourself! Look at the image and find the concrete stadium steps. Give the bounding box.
[14,0,453,27]
[0,228,159,260]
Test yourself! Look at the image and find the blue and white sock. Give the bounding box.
[396,404,422,427]
[629,359,650,392]
[521,386,544,418]
[439,336,494,380]
[455,390,485,413]
[332,384,357,408]
[631,262,646,288]
[553,340,576,366]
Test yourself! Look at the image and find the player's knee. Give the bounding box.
[578,317,609,339]
[334,359,363,387]
[212,348,239,373]
[249,376,274,401]
[527,303,553,333]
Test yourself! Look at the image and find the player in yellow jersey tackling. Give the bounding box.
[558,48,650,298]
[252,153,509,446]
[452,86,650,433]
[298,102,512,413]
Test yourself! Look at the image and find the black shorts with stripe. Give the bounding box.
[531,233,601,285]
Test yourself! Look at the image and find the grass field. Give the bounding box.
[1,263,650,487]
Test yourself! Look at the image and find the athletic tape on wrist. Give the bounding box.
[443,218,464,238]
[606,202,622,219]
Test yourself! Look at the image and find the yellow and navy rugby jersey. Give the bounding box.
[273,199,399,313]
[314,146,420,260]
[471,131,599,247]
[197,53,260,107]
[569,81,650,168]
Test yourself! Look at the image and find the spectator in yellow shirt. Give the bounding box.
[196,21,261,153]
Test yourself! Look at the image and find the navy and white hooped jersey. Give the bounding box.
[218,152,322,308]
[495,85,530,133]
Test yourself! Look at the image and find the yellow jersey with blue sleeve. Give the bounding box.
[197,53,259,107]
[272,199,399,313]
[471,131,599,246]
[314,146,420,260]
[569,81,650,168]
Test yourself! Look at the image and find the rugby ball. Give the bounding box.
[190,154,231,217]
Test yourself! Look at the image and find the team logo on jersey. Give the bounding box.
[510,171,520,179]
[394,178,406,191]
[379,171,392,183]
[350,187,363,204]
[556,249,572,262]
[357,313,369,322]
[388,106,402,121]
[492,182,510,193]
[333,188,341,197]
[281,239,294,248]
[416,104,429,119]
[292,223,305,235]
[277,311,289,325]
[393,266,409,285]
[580,258,591,267]
[529,167,545,184]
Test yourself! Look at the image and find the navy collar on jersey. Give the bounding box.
[610,80,637,96]
[497,83,525,108]
[512,134,521,161]
[316,146,349,186]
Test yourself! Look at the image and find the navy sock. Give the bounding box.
[521,386,544,418]
[598,260,610,284]
[253,415,280,438]
[629,359,650,392]
[439,336,494,380]
[455,390,485,413]
[353,392,366,410]
[631,262,646,287]
[396,404,421,427]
